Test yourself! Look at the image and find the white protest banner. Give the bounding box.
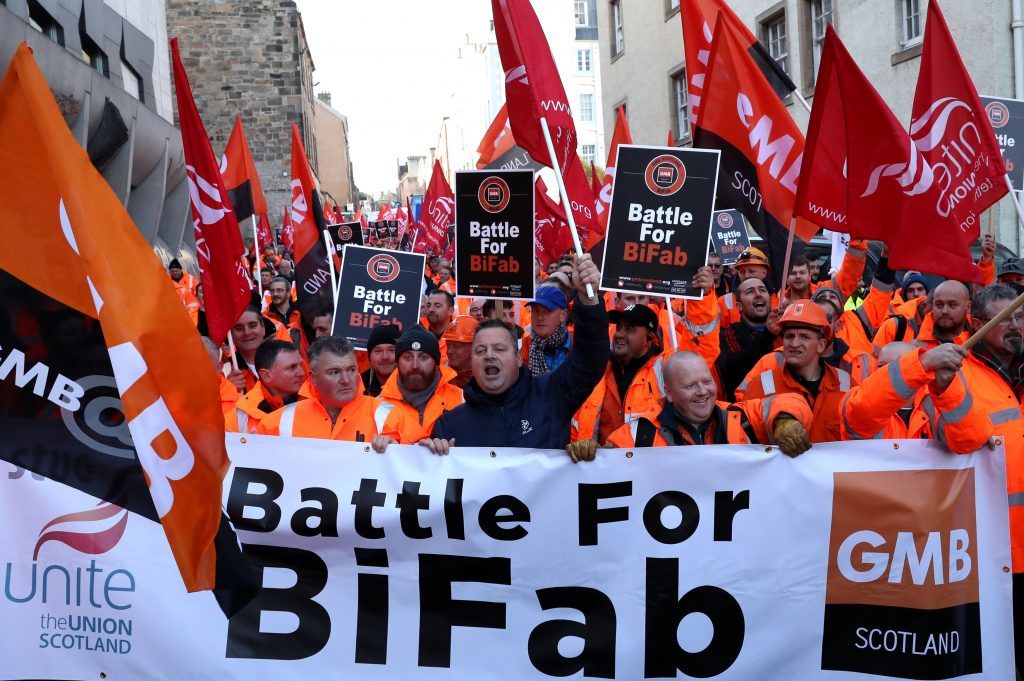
[0,437,1014,680]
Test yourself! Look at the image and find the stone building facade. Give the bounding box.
[598,0,1024,254]
[165,0,318,224]
[314,92,357,212]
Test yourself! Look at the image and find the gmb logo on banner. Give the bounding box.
[822,469,981,679]
[3,502,137,655]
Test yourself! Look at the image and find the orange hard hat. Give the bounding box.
[778,299,831,335]
[443,315,479,343]
[735,247,770,270]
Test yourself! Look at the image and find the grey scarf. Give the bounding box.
[398,371,442,424]
[528,323,569,376]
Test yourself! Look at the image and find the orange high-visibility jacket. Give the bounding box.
[735,348,874,401]
[572,352,667,443]
[604,393,812,448]
[171,272,200,326]
[227,380,312,434]
[257,391,383,442]
[741,362,851,442]
[837,347,969,440]
[920,351,1024,573]
[219,374,240,416]
[836,279,896,356]
[373,365,464,443]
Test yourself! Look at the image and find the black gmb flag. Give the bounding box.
[332,245,426,350]
[600,145,719,298]
[0,270,256,615]
[454,169,535,300]
[327,220,364,254]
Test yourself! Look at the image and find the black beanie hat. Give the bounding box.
[395,326,441,364]
[366,324,402,353]
[168,258,183,270]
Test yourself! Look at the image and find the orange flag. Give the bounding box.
[595,106,633,231]
[0,43,229,591]
[221,115,269,221]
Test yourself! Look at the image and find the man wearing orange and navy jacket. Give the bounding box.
[589,351,812,457]
[918,284,1024,674]
[740,300,851,442]
[258,337,385,442]
[226,340,308,434]
[370,327,464,448]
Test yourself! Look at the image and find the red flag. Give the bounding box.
[492,0,596,243]
[534,176,574,265]
[695,16,816,287]
[170,39,251,344]
[681,0,796,126]
[476,104,516,168]
[589,162,600,201]
[378,204,395,221]
[323,202,339,224]
[910,0,1007,241]
[667,130,676,147]
[795,27,980,282]
[0,43,235,593]
[256,213,273,247]
[596,106,633,231]
[220,116,268,222]
[289,123,331,299]
[281,206,294,250]
[419,160,455,254]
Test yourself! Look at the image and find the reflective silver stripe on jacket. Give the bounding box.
[1009,492,1024,508]
[836,368,851,392]
[760,371,776,395]
[653,356,665,396]
[236,409,249,434]
[279,402,299,438]
[374,401,396,433]
[939,375,974,426]
[990,407,1022,426]
[887,360,915,400]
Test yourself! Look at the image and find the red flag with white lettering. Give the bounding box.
[289,123,331,300]
[419,160,454,254]
[256,212,273,247]
[492,0,596,243]
[535,176,573,267]
[596,106,633,232]
[795,27,980,282]
[170,39,251,344]
[281,206,294,250]
[910,0,1006,242]
[695,16,816,286]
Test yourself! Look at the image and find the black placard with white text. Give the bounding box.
[709,210,750,265]
[981,95,1024,190]
[327,221,364,253]
[600,145,720,298]
[332,245,426,350]
[454,169,535,300]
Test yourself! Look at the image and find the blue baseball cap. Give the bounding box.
[527,286,568,310]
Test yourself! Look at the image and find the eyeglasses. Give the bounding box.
[977,313,1024,327]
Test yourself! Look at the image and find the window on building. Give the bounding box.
[577,48,593,73]
[121,60,144,102]
[808,0,834,84]
[762,13,789,75]
[575,0,588,27]
[582,144,596,165]
[900,0,923,47]
[666,0,680,14]
[673,72,691,141]
[611,0,624,56]
[79,22,109,78]
[580,93,595,122]
[28,0,64,47]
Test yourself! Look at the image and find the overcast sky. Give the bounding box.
[295,1,493,197]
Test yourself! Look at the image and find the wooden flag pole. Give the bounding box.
[539,116,595,300]
[664,296,678,350]
[779,218,798,302]
[323,229,339,313]
[963,289,1024,349]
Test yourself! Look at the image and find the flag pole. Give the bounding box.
[1003,174,1024,234]
[779,219,798,302]
[323,229,339,312]
[794,91,813,115]
[252,217,263,302]
[539,116,595,299]
[664,295,678,350]
[963,289,1024,349]
[226,330,240,372]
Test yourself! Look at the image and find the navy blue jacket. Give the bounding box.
[431,295,609,448]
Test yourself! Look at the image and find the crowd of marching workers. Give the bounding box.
[170,233,1024,669]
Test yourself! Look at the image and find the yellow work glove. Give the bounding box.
[566,439,599,463]
[773,415,812,458]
